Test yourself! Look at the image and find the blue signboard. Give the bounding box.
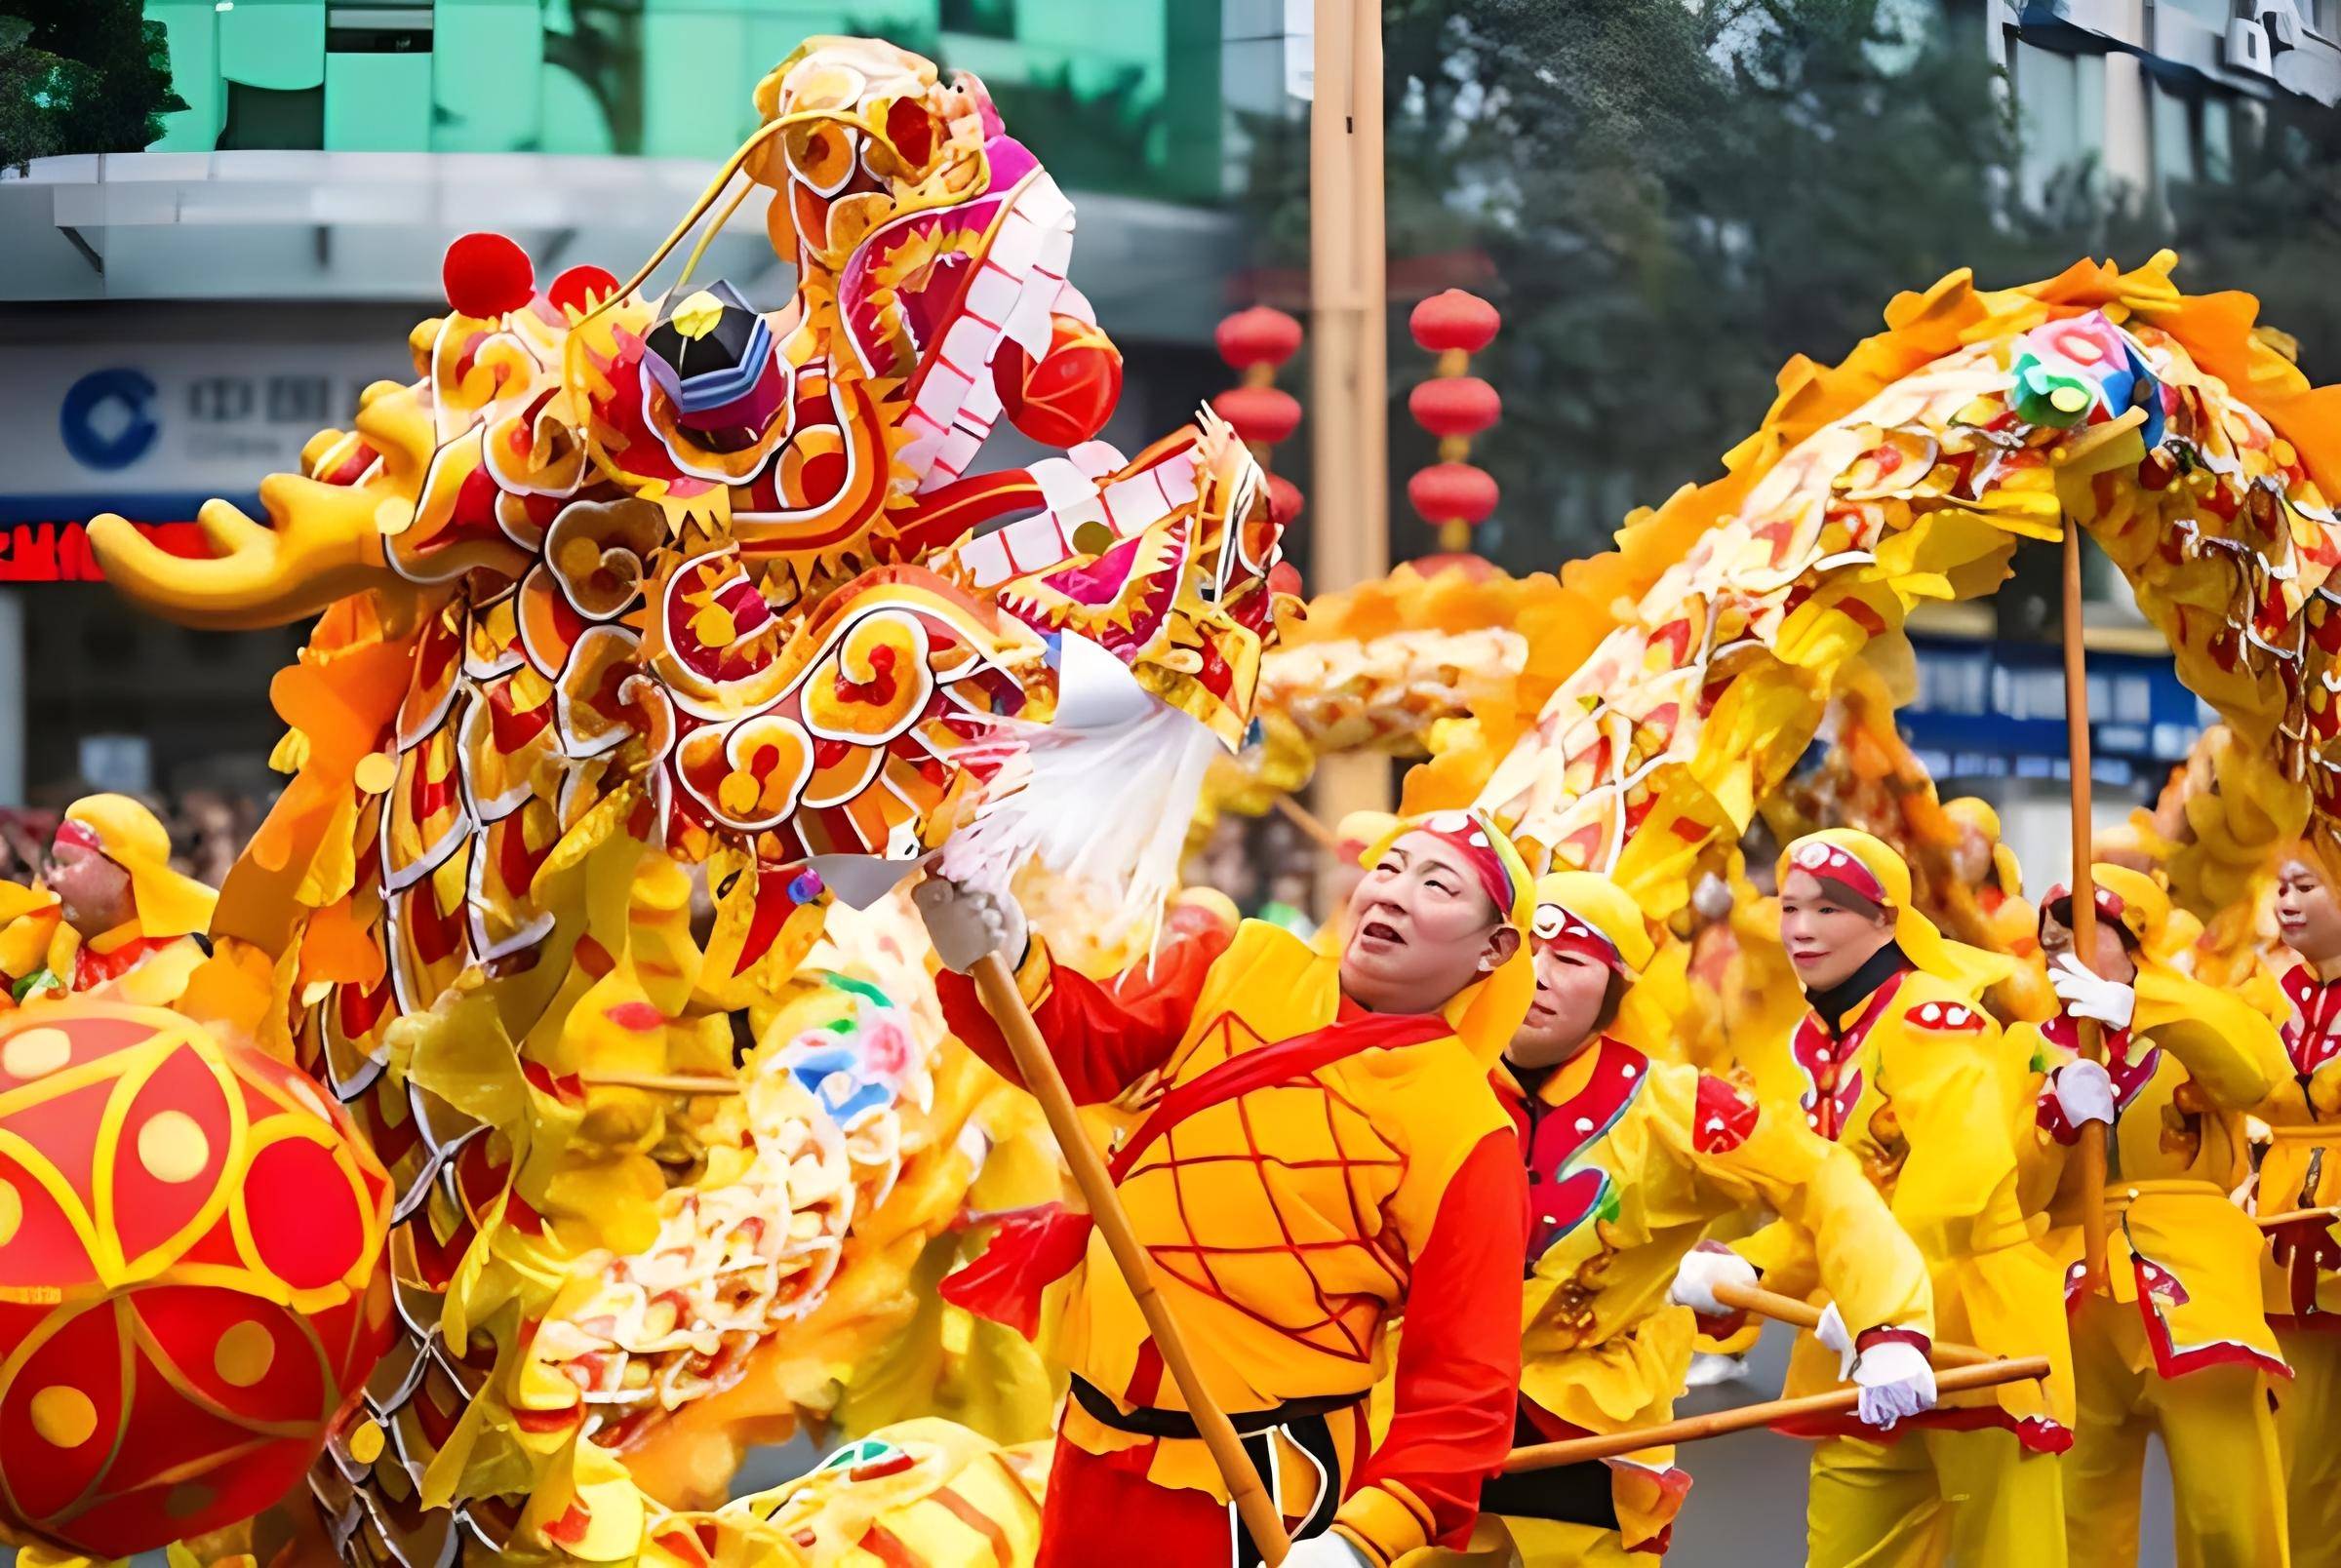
[1897,634,2213,790]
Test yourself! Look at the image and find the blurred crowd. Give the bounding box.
[0,789,269,889]
[0,791,1326,912]
[1184,810,1325,929]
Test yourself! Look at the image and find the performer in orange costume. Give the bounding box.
[0,794,215,1007]
[918,809,1535,1568]
[1739,830,2073,1568]
[2018,868,2288,1568]
[2249,843,2341,1568]
[1488,870,1934,1565]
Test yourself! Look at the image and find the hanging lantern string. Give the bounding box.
[1407,289,1502,555]
[1211,305,1307,531]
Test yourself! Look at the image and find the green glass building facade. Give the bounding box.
[142,0,1235,202]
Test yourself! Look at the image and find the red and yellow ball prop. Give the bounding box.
[993,312,1123,448]
[0,1002,393,1559]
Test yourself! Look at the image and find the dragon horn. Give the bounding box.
[90,469,399,632]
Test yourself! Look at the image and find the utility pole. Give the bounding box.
[1307,0,1391,904]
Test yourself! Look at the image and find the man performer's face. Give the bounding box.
[1509,943,1617,1069]
[46,831,135,940]
[1339,830,1520,1016]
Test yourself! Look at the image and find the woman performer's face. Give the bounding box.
[1778,868,1895,994]
[1341,830,1521,1015]
[2277,856,2341,966]
[1509,945,1614,1069]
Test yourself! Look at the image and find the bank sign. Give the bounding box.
[0,341,405,575]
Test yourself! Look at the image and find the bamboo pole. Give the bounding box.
[1500,1357,2052,1473]
[2258,1205,2341,1231]
[1708,1281,1996,1370]
[968,953,1290,1562]
[1273,793,1345,855]
[2063,520,2112,1299]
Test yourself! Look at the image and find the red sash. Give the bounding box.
[942,1006,1451,1338]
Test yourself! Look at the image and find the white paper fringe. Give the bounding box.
[939,697,1223,958]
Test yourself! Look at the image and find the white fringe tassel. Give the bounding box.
[939,698,1223,957]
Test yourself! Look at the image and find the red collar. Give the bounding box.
[2043,1010,2158,1110]
[2281,962,2341,1079]
[1506,1037,1650,1261]
[1791,970,1905,1141]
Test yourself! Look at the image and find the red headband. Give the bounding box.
[54,820,100,854]
[2043,882,2126,925]
[1414,810,1519,917]
[1788,840,1886,905]
[1531,902,1626,972]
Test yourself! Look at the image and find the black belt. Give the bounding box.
[1478,1404,1621,1529]
[1069,1375,1358,1441]
[1478,1460,1621,1529]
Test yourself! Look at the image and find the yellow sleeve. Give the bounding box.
[1668,1065,1932,1340]
[2003,1018,2073,1212]
[108,935,210,1009]
[1733,1214,1819,1303]
[1878,999,2025,1257]
[2133,965,2286,1113]
[2241,961,2290,1030]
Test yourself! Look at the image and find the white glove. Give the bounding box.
[2049,954,2135,1030]
[912,878,1027,974]
[2052,1058,2117,1127]
[1852,1339,1938,1431]
[1813,1300,1858,1380]
[1668,1245,1759,1316]
[1283,1533,1371,1567]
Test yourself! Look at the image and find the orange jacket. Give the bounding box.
[936,920,1527,1565]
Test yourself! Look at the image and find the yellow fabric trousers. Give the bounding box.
[2275,1327,2341,1568]
[1501,1515,1639,1567]
[2063,1295,2286,1568]
[1805,1428,2065,1568]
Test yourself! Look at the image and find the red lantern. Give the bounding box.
[1408,375,1502,440]
[993,313,1125,449]
[1213,306,1304,372]
[0,1003,393,1559]
[1267,474,1305,527]
[1408,462,1500,526]
[1213,307,1303,532]
[1409,290,1500,355]
[1211,384,1303,447]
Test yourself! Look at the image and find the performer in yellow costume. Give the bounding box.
[917,809,1535,1568]
[1488,870,1935,1565]
[1737,829,2073,1568]
[2018,868,2288,1568]
[2252,843,2341,1568]
[1943,796,2056,1025]
[0,794,216,1007]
